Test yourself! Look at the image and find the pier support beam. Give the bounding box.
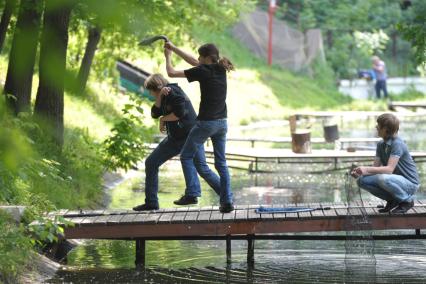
[226,235,232,263]
[135,239,145,267]
[247,234,255,265]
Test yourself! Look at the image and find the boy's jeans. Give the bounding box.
[180,119,233,205]
[145,136,220,207]
[357,174,419,203]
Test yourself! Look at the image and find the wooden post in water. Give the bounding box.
[289,115,297,133]
[226,235,232,263]
[291,130,311,153]
[135,239,145,267]
[247,234,255,265]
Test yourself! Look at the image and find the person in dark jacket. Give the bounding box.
[133,74,221,211]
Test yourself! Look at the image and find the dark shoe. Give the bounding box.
[219,202,235,213]
[132,204,159,211]
[378,200,399,213]
[173,195,198,206]
[391,200,414,214]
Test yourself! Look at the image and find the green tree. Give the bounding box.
[34,0,75,147]
[0,0,17,53]
[397,0,426,65]
[3,0,42,114]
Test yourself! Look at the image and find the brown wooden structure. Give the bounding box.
[202,148,426,173]
[388,101,426,112]
[46,200,426,267]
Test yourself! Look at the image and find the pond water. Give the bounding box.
[49,116,426,283]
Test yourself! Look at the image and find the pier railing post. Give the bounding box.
[226,235,232,263]
[247,234,255,265]
[135,238,146,268]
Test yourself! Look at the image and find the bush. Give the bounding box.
[0,211,33,283]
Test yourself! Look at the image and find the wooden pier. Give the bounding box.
[388,101,426,112]
[224,137,380,149]
[46,200,426,267]
[203,148,426,173]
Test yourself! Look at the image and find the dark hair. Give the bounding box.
[377,113,399,138]
[198,43,234,72]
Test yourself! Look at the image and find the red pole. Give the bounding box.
[268,0,276,66]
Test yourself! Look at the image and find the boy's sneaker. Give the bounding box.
[173,195,198,206]
[219,202,235,213]
[378,200,399,213]
[391,200,414,214]
[132,204,159,211]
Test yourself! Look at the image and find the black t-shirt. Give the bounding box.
[184,64,227,120]
[151,83,197,140]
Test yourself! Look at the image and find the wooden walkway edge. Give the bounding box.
[42,200,426,267]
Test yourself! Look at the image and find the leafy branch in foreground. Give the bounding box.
[102,97,153,171]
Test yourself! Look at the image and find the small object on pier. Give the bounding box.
[291,130,311,153]
[255,206,331,213]
[323,124,339,143]
[347,147,356,152]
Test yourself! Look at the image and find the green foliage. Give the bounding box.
[269,0,419,78]
[28,215,74,245]
[102,96,153,171]
[0,211,33,283]
[389,87,426,101]
[397,0,426,65]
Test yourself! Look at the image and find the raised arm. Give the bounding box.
[165,41,199,66]
[164,47,186,78]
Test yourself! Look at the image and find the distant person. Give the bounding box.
[372,56,388,99]
[132,74,221,211]
[351,113,420,214]
[163,41,235,213]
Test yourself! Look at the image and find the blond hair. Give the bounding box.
[144,74,169,91]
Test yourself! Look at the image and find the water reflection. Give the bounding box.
[50,117,426,283]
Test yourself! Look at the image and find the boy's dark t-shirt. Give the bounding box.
[151,83,196,140]
[376,136,420,185]
[184,64,227,120]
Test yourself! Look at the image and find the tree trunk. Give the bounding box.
[0,0,16,53]
[76,26,102,94]
[3,0,41,114]
[326,30,333,49]
[34,2,73,147]
[391,31,397,62]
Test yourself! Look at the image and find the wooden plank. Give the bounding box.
[184,209,200,223]
[106,213,125,225]
[414,200,426,214]
[158,210,176,224]
[132,213,150,224]
[197,206,213,222]
[257,204,274,221]
[209,206,223,223]
[270,204,287,220]
[171,207,189,224]
[309,203,326,218]
[221,207,236,222]
[296,203,313,220]
[63,215,426,239]
[321,202,338,217]
[92,214,114,225]
[119,212,139,225]
[234,205,249,221]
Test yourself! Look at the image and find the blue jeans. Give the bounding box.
[375,80,388,99]
[357,174,419,203]
[144,136,221,207]
[180,119,233,204]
